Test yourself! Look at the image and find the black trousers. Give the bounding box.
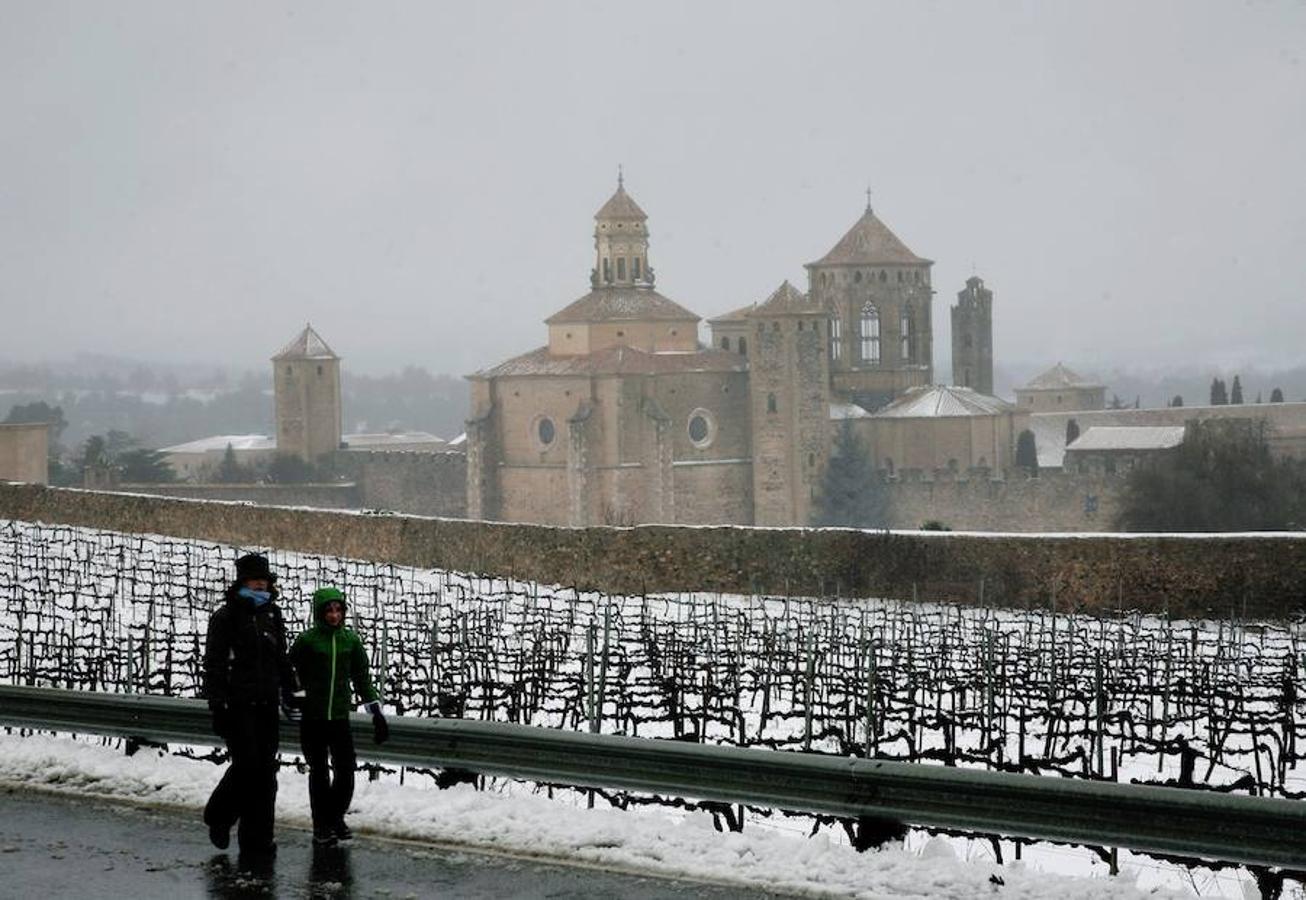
[300,718,357,830]
[204,702,281,851]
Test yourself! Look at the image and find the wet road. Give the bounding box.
[0,787,773,899]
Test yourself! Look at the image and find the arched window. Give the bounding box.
[767,393,777,414]
[900,309,914,362]
[879,270,887,283]
[720,336,730,350]
[603,259,612,282]
[859,303,880,363]
[854,270,862,283]
[829,317,842,362]
[616,257,627,280]
[633,257,642,279]
[738,337,747,355]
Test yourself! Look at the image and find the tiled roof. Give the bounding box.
[1066,426,1185,452]
[810,210,929,267]
[1023,363,1102,390]
[872,385,1014,419]
[472,345,747,379]
[595,184,647,220]
[707,304,755,324]
[545,288,699,324]
[273,325,338,360]
[749,280,826,316]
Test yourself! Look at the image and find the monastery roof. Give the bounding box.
[872,385,1014,419]
[273,324,338,361]
[810,208,930,267]
[340,432,446,449]
[546,288,699,324]
[595,183,647,220]
[1066,426,1186,453]
[749,280,826,316]
[707,303,756,324]
[1023,363,1102,390]
[830,401,871,420]
[472,345,747,379]
[160,434,275,454]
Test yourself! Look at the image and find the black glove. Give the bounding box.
[365,701,389,745]
[208,701,229,739]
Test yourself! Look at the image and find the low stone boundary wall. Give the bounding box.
[2,482,1303,619]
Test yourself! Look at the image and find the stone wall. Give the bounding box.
[882,470,1125,532]
[2,482,1304,619]
[0,423,48,485]
[342,450,467,518]
[117,482,362,508]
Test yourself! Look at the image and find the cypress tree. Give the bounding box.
[1210,378,1228,406]
[1015,429,1039,474]
[1271,388,1285,403]
[812,422,890,528]
[1230,375,1244,405]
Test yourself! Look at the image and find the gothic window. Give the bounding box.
[720,337,730,350]
[913,270,921,284]
[603,259,612,282]
[897,270,904,283]
[879,270,887,283]
[738,337,747,355]
[859,303,880,363]
[617,257,627,280]
[767,393,777,414]
[829,317,842,362]
[900,309,914,362]
[854,271,862,283]
[634,257,642,279]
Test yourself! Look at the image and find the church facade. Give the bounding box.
[465,180,999,527]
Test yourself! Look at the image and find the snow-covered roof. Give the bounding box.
[1066,426,1185,453]
[829,401,871,420]
[1022,363,1101,391]
[273,324,338,361]
[872,385,1013,419]
[341,432,445,449]
[159,434,275,454]
[446,432,467,447]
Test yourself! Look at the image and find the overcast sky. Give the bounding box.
[2,1,1304,379]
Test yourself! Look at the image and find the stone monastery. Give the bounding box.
[464,177,1011,527]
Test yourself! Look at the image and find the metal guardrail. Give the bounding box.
[1,685,1304,868]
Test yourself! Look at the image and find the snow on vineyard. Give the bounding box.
[1,517,1301,898]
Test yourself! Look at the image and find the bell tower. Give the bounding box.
[273,324,342,462]
[951,276,994,395]
[592,169,655,288]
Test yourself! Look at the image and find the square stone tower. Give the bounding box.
[747,281,832,527]
[951,276,994,395]
[273,324,342,462]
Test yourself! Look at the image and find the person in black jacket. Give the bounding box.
[202,553,301,857]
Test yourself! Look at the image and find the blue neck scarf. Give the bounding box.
[238,587,271,608]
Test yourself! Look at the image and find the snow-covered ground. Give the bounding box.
[0,517,1297,898]
[0,731,1192,900]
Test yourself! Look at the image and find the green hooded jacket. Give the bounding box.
[290,588,379,721]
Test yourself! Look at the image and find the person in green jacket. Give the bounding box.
[290,587,390,847]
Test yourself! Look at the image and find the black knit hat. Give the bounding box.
[234,553,276,584]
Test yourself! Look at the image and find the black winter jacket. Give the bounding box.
[203,585,297,707]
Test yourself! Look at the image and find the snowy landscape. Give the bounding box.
[1,517,1299,897]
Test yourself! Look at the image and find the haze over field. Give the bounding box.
[1,2,1303,380]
